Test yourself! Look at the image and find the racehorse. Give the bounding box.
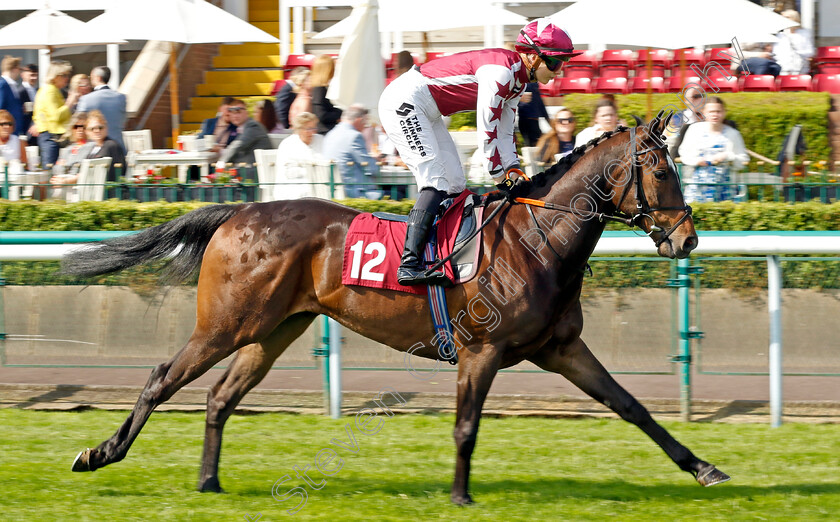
[65,113,729,505]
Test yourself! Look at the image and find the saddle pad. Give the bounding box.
[342,191,471,294]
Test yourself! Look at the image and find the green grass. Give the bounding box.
[1,409,839,520]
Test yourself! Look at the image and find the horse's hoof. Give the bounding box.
[451,493,474,506]
[198,476,223,493]
[696,466,731,487]
[71,448,93,472]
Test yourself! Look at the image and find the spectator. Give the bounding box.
[216,98,272,168]
[68,74,92,113]
[678,97,748,203]
[255,99,283,134]
[310,55,342,134]
[274,67,309,130]
[574,98,619,147]
[773,10,814,74]
[393,50,415,77]
[288,75,312,126]
[323,104,380,199]
[0,109,26,162]
[56,112,88,159]
[20,64,37,103]
[0,56,26,135]
[737,42,781,76]
[274,112,325,200]
[198,96,234,141]
[535,107,576,163]
[518,82,550,147]
[49,109,126,187]
[76,66,127,153]
[666,85,705,156]
[34,60,78,167]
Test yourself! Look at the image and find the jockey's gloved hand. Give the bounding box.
[496,167,532,200]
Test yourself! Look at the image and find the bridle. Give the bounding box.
[516,125,693,250]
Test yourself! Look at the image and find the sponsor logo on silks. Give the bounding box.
[395,103,414,117]
[399,114,426,157]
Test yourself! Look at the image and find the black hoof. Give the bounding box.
[71,448,94,472]
[451,493,473,506]
[198,476,223,493]
[696,466,731,487]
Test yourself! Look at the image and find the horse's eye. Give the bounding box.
[654,170,667,181]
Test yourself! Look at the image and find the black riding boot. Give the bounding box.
[397,187,453,286]
[397,208,452,286]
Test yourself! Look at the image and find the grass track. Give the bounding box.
[1,409,839,521]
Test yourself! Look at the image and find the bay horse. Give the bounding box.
[65,113,729,505]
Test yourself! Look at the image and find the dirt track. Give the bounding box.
[2,366,839,423]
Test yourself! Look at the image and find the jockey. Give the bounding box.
[379,18,582,286]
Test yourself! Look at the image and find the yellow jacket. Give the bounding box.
[34,84,71,135]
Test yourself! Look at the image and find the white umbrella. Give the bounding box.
[85,0,278,142]
[327,0,385,123]
[313,0,528,39]
[0,8,125,51]
[550,0,796,49]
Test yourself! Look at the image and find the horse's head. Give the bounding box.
[607,112,698,259]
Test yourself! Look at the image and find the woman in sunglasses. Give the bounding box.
[0,110,26,163]
[50,110,125,187]
[535,107,577,164]
[379,17,581,286]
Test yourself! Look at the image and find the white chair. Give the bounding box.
[268,133,292,149]
[70,157,111,202]
[520,146,540,180]
[123,129,152,178]
[253,149,277,202]
[310,160,344,200]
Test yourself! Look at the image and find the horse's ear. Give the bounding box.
[653,110,673,135]
[631,114,643,127]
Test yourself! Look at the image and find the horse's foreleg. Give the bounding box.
[72,332,241,473]
[451,347,503,505]
[198,313,316,493]
[529,338,730,487]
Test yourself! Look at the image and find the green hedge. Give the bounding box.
[1,200,838,289]
[450,92,833,167]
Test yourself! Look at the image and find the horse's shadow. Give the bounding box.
[237,477,840,503]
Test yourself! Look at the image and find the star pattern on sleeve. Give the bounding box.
[495,80,512,99]
[485,126,498,144]
[488,101,504,123]
[488,148,502,170]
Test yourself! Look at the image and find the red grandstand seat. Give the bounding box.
[592,77,628,94]
[817,63,840,74]
[634,50,670,78]
[563,67,594,79]
[705,47,736,68]
[599,49,633,79]
[666,75,701,93]
[598,68,629,79]
[670,48,705,75]
[815,46,840,63]
[813,74,840,94]
[424,51,448,62]
[284,54,316,78]
[705,73,739,93]
[741,74,777,91]
[778,74,813,91]
[556,77,592,94]
[630,76,665,93]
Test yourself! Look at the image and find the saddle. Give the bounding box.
[342,191,484,295]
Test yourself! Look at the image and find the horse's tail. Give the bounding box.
[61,204,241,285]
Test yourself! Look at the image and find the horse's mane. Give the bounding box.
[484,125,631,204]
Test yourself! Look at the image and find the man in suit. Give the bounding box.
[199,96,234,139]
[76,66,127,152]
[0,56,26,135]
[323,104,380,199]
[216,98,271,167]
[274,67,309,129]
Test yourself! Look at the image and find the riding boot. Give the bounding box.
[397,208,452,287]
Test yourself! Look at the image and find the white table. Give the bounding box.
[128,150,215,183]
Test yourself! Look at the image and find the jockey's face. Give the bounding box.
[533,58,556,84]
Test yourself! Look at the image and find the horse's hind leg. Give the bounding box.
[198,313,317,493]
[528,337,730,487]
[72,329,246,473]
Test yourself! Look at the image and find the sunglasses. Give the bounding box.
[228,107,246,112]
[690,93,704,100]
[73,124,85,129]
[0,122,13,127]
[542,55,570,72]
[87,125,105,131]
[556,117,575,124]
